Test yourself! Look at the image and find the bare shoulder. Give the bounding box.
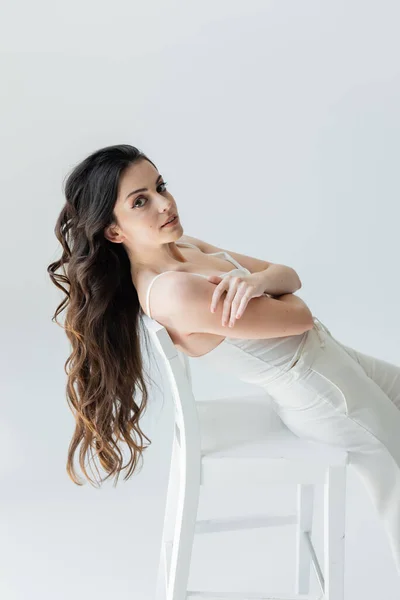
[179,234,277,275]
[146,270,195,328]
[158,271,313,340]
[177,234,204,250]
[178,233,212,252]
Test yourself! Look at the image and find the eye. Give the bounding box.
[132,181,168,208]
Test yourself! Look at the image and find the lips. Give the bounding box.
[162,214,177,227]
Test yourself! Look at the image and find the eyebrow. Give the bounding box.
[124,174,163,202]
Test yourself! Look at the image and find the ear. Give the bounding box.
[104,224,123,243]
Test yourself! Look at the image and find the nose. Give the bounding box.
[161,200,175,212]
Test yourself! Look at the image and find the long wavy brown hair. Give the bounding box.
[47,144,164,488]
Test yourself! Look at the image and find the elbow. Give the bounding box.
[303,307,315,328]
[291,269,302,292]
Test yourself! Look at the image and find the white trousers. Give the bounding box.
[265,317,400,576]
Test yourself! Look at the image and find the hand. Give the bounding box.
[207,272,267,328]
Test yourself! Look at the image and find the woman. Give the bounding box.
[48,144,400,575]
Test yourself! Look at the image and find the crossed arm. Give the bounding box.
[183,234,302,296]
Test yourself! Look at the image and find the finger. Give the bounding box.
[222,295,232,326]
[229,286,248,326]
[235,291,251,320]
[222,280,242,326]
[208,276,223,311]
[210,281,227,313]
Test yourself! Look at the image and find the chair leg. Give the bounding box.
[324,465,347,600]
[155,436,181,599]
[295,483,314,594]
[155,431,201,600]
[155,541,171,600]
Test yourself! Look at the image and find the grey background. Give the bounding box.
[1,0,399,598]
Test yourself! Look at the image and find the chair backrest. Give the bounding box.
[141,312,202,475]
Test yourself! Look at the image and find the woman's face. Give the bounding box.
[106,159,182,250]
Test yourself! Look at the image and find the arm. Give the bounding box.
[273,291,312,310]
[251,265,302,295]
[183,234,300,293]
[160,274,314,340]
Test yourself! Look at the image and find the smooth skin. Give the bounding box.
[103,159,296,329]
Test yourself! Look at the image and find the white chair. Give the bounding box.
[142,314,348,600]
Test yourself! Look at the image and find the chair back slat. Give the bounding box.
[142,313,202,599]
[141,312,200,456]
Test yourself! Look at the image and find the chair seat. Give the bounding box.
[196,394,348,466]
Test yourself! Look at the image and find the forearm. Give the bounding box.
[274,292,313,319]
[253,264,301,296]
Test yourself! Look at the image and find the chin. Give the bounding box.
[172,221,183,234]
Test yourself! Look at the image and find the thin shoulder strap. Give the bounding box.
[146,270,208,319]
[146,272,172,318]
[176,241,200,250]
[177,240,245,271]
[146,242,248,318]
[220,251,245,270]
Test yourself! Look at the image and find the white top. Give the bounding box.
[144,241,310,387]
